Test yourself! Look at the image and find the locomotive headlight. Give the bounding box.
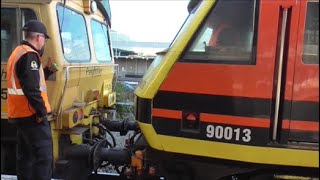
[91,0,97,13]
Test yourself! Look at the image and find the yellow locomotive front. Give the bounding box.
[1,0,127,178]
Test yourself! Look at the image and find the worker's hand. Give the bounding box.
[46,57,58,73]
[36,115,48,124]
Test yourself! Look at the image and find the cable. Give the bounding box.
[100,123,116,147]
[93,122,117,148]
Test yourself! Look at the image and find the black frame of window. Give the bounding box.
[179,0,260,65]
[90,18,113,63]
[1,8,37,62]
[302,1,319,65]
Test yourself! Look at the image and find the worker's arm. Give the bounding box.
[15,53,47,118]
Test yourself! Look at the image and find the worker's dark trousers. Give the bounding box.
[10,116,53,180]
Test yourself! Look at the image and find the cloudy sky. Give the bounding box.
[109,0,190,43]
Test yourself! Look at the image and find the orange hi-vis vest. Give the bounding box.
[7,45,51,118]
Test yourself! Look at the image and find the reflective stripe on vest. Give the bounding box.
[7,45,51,118]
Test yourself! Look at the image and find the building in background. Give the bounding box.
[110,30,170,79]
[110,30,170,57]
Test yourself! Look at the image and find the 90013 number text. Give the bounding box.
[206,125,251,142]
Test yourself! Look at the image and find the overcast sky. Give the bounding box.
[109,1,190,43]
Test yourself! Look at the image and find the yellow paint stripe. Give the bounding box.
[138,123,164,150]
[274,175,318,180]
[139,122,319,168]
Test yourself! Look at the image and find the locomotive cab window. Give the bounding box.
[303,1,319,64]
[1,8,37,62]
[182,0,257,64]
[57,5,90,62]
[91,19,112,62]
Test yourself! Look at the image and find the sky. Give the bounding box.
[109,0,190,43]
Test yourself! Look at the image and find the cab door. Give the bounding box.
[285,0,319,143]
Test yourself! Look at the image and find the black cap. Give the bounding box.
[22,20,50,39]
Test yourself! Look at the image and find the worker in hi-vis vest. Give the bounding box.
[7,20,58,180]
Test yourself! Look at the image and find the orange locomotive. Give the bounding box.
[133,0,319,179]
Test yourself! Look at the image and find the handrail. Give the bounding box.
[55,64,119,116]
[272,8,288,141]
